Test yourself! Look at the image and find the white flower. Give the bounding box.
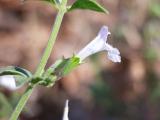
[0,75,17,90]
[62,100,69,120]
[77,26,121,63]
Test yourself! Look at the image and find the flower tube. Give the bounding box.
[77,26,121,63]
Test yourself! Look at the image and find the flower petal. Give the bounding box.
[0,75,17,90]
[63,100,69,120]
[77,25,121,63]
[77,26,110,61]
[109,47,120,55]
[98,26,110,40]
[107,52,121,62]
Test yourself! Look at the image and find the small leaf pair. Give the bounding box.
[29,55,80,87]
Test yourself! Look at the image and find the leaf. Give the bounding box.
[62,56,80,75]
[0,66,32,78]
[29,56,80,87]
[68,0,109,13]
[0,66,32,90]
[44,0,55,4]
[44,0,62,5]
[45,55,81,79]
[14,75,29,88]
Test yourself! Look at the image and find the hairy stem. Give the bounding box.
[35,6,67,76]
[9,1,67,119]
[9,87,33,120]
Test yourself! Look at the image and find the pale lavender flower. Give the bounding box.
[77,26,121,63]
[62,100,69,120]
[0,75,17,90]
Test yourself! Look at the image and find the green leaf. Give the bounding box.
[62,56,80,75]
[44,0,55,4]
[14,75,29,88]
[45,55,81,79]
[0,66,32,89]
[68,0,109,13]
[44,0,62,5]
[0,66,32,78]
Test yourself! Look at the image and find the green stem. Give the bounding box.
[9,87,33,120]
[35,6,67,76]
[9,1,67,120]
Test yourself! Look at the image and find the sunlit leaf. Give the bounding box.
[68,0,109,13]
[45,55,81,79]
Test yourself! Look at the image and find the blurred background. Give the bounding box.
[0,0,160,120]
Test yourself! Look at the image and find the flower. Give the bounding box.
[77,26,121,63]
[0,75,17,90]
[62,100,69,120]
